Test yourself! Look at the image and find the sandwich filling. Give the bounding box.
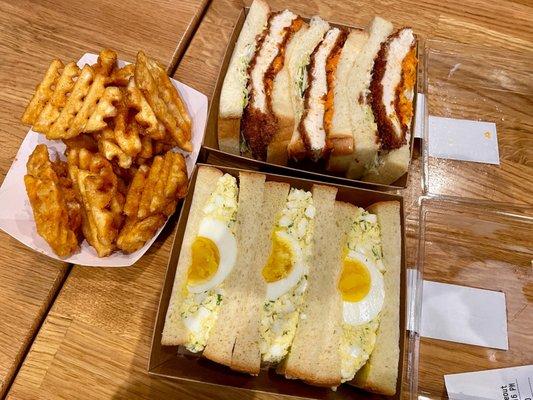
[260,188,315,364]
[298,28,348,161]
[179,174,239,353]
[370,28,416,150]
[338,208,385,382]
[241,10,304,160]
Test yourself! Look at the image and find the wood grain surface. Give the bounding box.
[5,0,533,399]
[0,0,204,397]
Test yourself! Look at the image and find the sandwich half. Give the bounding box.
[162,166,239,349]
[353,201,401,395]
[288,27,348,161]
[363,28,417,184]
[280,185,350,386]
[203,172,289,374]
[268,16,330,165]
[344,17,393,179]
[240,10,304,161]
[218,0,270,155]
[260,187,315,365]
[282,196,401,393]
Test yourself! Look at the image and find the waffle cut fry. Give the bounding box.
[67,148,124,257]
[22,50,122,140]
[117,150,188,253]
[134,52,192,151]
[24,144,81,257]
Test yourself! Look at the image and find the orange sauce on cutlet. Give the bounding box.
[398,48,417,127]
[323,47,342,136]
[264,18,304,109]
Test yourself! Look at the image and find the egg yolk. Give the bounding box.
[262,234,293,283]
[338,258,371,302]
[187,237,219,284]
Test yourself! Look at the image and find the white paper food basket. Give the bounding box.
[0,53,208,267]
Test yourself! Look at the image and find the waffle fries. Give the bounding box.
[24,145,81,257]
[117,151,187,253]
[21,49,191,258]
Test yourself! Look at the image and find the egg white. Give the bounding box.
[187,217,237,294]
[265,231,306,301]
[342,251,385,326]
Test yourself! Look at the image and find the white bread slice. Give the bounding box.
[327,30,369,173]
[217,0,270,155]
[282,186,353,387]
[270,17,330,164]
[267,23,309,166]
[353,201,401,395]
[327,30,368,172]
[345,17,393,179]
[202,172,266,367]
[362,144,410,184]
[231,181,290,373]
[161,166,223,346]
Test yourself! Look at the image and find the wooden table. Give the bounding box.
[4,0,533,399]
[0,0,204,397]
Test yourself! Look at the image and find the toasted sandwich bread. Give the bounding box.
[364,28,416,184]
[281,186,352,387]
[345,17,393,179]
[289,28,348,161]
[353,201,401,395]
[327,30,369,173]
[241,10,304,161]
[218,0,270,155]
[161,166,223,346]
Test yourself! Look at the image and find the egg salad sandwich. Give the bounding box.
[162,166,239,351]
[202,172,290,373]
[217,0,270,155]
[287,27,348,161]
[362,28,417,184]
[260,187,315,364]
[203,177,318,375]
[281,197,401,395]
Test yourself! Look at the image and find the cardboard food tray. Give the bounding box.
[202,7,418,191]
[149,163,408,400]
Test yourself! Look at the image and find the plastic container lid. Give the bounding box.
[422,39,533,205]
[405,196,533,399]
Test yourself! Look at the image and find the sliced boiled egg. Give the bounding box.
[262,230,305,301]
[339,251,385,325]
[187,217,237,293]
